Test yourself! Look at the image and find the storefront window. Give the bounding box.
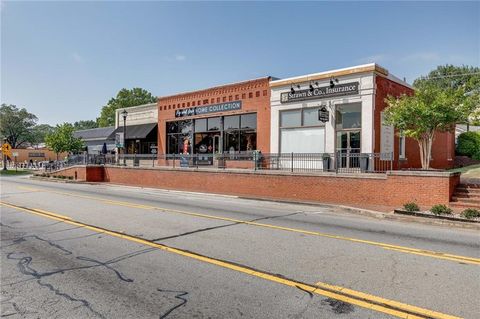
[207,117,221,131]
[280,108,325,153]
[240,131,256,151]
[224,115,239,130]
[167,120,192,154]
[241,114,257,129]
[336,103,361,129]
[281,110,301,127]
[166,114,257,156]
[195,119,207,132]
[303,107,323,126]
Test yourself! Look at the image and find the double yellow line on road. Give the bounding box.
[15,185,480,265]
[0,201,462,319]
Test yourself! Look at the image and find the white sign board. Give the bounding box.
[115,132,124,148]
[380,112,394,160]
[12,152,19,157]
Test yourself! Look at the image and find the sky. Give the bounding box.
[1,1,479,126]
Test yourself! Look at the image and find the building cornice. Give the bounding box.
[270,63,388,88]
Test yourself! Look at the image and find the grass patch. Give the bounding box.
[0,169,34,176]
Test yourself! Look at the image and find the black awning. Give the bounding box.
[108,123,157,140]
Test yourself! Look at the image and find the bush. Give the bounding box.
[68,176,73,180]
[430,204,453,215]
[403,202,420,212]
[456,131,480,157]
[461,208,480,219]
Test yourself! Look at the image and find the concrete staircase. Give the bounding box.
[450,184,480,209]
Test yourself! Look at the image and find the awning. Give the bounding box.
[108,123,157,140]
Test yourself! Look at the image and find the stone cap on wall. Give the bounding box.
[387,170,460,178]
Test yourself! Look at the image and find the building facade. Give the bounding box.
[158,77,272,164]
[111,103,158,154]
[74,127,116,154]
[270,63,455,170]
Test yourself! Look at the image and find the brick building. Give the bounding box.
[158,77,272,165]
[270,63,455,170]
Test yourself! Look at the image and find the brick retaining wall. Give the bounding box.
[48,166,459,208]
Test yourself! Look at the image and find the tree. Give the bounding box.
[29,124,55,148]
[73,120,98,130]
[97,88,157,127]
[414,65,480,126]
[0,104,38,148]
[45,123,84,160]
[384,83,465,169]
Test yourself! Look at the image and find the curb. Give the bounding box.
[27,177,480,230]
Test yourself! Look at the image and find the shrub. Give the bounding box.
[430,204,453,215]
[60,175,66,179]
[68,176,73,180]
[403,202,420,212]
[461,208,480,219]
[456,131,480,157]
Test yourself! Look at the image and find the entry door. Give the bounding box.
[337,131,361,168]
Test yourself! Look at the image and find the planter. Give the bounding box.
[359,155,369,172]
[394,209,480,223]
[322,158,330,172]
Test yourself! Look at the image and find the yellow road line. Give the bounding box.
[31,208,72,220]
[15,185,480,265]
[0,200,461,319]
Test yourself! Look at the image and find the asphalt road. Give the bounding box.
[1,175,479,319]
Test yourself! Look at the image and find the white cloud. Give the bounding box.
[71,52,85,64]
[175,55,186,61]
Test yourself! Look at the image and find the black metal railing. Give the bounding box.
[49,152,393,174]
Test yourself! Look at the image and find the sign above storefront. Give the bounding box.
[280,82,359,103]
[175,101,242,118]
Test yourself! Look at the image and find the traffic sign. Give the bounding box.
[2,143,12,156]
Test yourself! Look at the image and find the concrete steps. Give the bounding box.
[450,183,480,209]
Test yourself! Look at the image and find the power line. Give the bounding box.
[418,71,480,81]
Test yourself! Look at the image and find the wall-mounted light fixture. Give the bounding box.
[309,81,319,92]
[290,83,301,94]
[329,78,339,88]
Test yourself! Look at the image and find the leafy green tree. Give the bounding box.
[29,124,55,148]
[0,104,38,148]
[97,88,157,127]
[73,120,98,130]
[45,123,84,160]
[384,83,465,169]
[414,65,480,126]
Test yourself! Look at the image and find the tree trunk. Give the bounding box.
[418,132,435,170]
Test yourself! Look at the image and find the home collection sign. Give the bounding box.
[175,101,242,118]
[280,82,359,103]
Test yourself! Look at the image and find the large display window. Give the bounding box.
[279,107,325,153]
[166,113,257,155]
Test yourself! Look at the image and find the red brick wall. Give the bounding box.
[374,76,455,169]
[158,77,271,154]
[47,166,86,181]
[100,166,458,208]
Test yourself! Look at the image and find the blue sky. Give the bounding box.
[1,1,479,125]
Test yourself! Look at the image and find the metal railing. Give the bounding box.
[53,152,393,174]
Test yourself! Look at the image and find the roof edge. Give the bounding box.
[270,64,388,88]
[158,76,273,101]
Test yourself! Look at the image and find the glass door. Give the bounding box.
[336,131,361,168]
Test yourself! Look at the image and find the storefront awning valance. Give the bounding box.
[109,123,157,140]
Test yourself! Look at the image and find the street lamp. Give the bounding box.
[121,110,128,166]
